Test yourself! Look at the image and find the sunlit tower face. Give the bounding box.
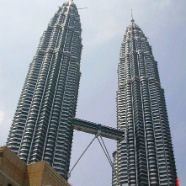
[7,0,82,179]
[114,19,177,186]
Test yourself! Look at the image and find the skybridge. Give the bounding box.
[69,118,126,178]
[73,118,125,141]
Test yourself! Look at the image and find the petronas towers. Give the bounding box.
[6,0,177,185]
[113,19,177,186]
[7,0,82,179]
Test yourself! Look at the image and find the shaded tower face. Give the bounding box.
[7,0,82,179]
[115,20,177,186]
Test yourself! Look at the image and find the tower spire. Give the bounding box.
[131,9,135,23]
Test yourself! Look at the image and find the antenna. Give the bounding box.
[131,9,135,22]
[78,7,88,10]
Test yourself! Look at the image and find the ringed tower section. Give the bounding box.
[7,0,82,179]
[114,18,177,186]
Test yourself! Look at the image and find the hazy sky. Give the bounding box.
[0,0,185,185]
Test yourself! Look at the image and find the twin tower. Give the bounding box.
[6,0,177,185]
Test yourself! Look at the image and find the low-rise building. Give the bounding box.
[0,146,70,186]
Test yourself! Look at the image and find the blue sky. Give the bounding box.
[0,0,185,185]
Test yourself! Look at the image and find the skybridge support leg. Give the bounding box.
[68,134,98,178]
[68,132,117,178]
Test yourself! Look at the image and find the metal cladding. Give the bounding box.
[7,1,82,179]
[114,20,177,185]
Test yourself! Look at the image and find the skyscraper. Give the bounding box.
[6,0,82,179]
[114,18,177,185]
[5,0,178,184]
